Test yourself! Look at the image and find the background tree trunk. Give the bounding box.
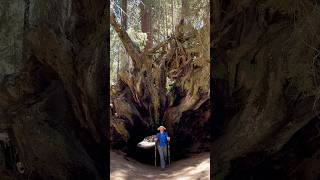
[121,0,127,30]
[181,0,189,19]
[140,0,153,51]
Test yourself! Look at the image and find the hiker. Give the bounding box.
[154,126,170,170]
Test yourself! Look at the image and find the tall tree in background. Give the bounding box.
[120,0,127,30]
[119,0,128,80]
[181,0,189,19]
[172,0,174,33]
[140,0,153,50]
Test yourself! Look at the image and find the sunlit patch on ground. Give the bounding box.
[110,151,210,180]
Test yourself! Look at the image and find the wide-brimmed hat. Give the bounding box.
[157,126,166,130]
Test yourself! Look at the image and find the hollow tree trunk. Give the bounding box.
[110,11,210,158]
[212,0,320,179]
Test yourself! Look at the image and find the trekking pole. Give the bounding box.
[154,145,156,167]
[168,141,170,165]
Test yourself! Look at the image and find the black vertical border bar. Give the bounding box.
[105,0,111,178]
[210,0,215,179]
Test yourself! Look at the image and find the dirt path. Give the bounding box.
[110,150,210,180]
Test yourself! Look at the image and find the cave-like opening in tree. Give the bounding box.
[110,0,210,165]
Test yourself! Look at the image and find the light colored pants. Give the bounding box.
[157,145,167,169]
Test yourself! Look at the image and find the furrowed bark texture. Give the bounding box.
[212,0,320,179]
[0,0,108,179]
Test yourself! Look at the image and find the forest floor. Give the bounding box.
[110,150,210,180]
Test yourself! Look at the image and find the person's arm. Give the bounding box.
[166,132,170,141]
[154,133,159,143]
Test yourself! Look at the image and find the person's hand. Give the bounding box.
[167,137,170,141]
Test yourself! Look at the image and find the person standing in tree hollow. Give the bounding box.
[154,126,170,170]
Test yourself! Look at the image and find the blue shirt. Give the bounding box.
[157,132,168,147]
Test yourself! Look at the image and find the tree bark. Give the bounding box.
[172,0,174,33]
[0,0,108,179]
[212,0,320,179]
[120,0,127,30]
[110,14,141,68]
[181,0,189,19]
[140,0,153,51]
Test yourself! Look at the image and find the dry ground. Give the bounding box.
[110,150,210,180]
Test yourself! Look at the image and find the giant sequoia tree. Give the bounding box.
[212,0,320,179]
[110,0,210,160]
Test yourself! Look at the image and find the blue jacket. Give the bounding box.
[156,132,168,147]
